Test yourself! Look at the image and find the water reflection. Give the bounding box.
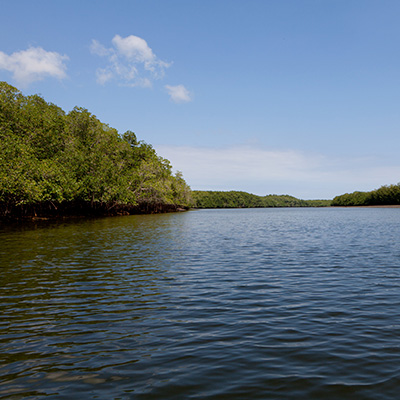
[1,214,188,398]
[1,208,400,399]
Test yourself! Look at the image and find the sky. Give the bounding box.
[1,0,400,199]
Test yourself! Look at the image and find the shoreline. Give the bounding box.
[343,205,400,208]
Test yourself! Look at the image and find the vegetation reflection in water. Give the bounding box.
[1,214,178,398]
[1,208,400,399]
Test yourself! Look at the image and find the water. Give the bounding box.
[1,208,400,399]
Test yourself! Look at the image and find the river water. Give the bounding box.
[1,208,400,399]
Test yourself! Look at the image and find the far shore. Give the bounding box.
[350,205,400,208]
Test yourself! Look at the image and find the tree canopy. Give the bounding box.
[192,191,331,208]
[0,81,193,218]
[331,184,400,206]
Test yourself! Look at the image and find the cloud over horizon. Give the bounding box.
[0,47,68,87]
[155,145,400,199]
[91,34,171,87]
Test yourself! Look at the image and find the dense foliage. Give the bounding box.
[332,183,400,206]
[0,82,193,218]
[192,191,331,208]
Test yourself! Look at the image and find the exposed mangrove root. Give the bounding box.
[0,200,189,220]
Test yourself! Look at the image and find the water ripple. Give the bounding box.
[1,208,400,399]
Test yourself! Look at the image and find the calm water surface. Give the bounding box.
[1,208,400,399]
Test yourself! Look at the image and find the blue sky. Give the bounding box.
[1,0,400,199]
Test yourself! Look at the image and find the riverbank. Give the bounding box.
[349,205,400,208]
[0,200,189,221]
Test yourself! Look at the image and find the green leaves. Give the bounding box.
[0,81,193,217]
[332,184,400,206]
[192,191,330,208]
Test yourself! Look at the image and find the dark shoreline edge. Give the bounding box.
[4,203,400,223]
[0,201,190,222]
[333,205,400,208]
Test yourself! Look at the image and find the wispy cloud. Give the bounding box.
[155,145,400,199]
[165,84,192,103]
[0,47,68,87]
[91,34,171,87]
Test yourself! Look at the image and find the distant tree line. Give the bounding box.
[7,81,398,218]
[331,183,400,206]
[0,82,193,218]
[192,191,331,208]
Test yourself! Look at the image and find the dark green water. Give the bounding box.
[1,208,400,399]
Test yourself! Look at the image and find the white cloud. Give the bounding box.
[154,145,400,199]
[112,35,155,63]
[165,84,192,103]
[0,47,68,87]
[91,35,171,86]
[90,40,112,57]
[95,68,114,85]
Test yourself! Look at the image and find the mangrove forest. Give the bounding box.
[192,191,331,208]
[0,82,193,218]
[2,81,400,219]
[331,183,400,206]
